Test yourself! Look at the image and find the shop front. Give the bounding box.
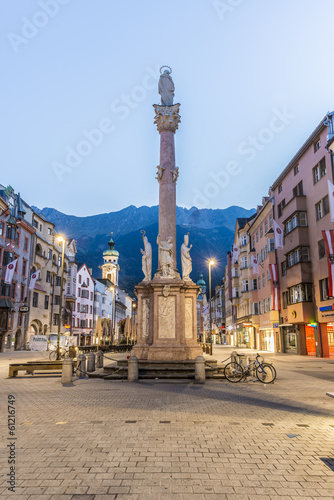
[236,321,252,348]
[280,324,298,353]
[326,323,334,357]
[259,328,275,352]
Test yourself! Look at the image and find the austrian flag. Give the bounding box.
[322,230,334,297]
[5,259,18,284]
[269,264,280,310]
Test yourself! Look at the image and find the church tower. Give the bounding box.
[101,233,119,285]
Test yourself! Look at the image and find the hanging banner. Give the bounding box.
[273,220,284,249]
[322,230,334,297]
[29,269,40,290]
[231,244,239,265]
[250,253,259,275]
[5,259,18,284]
[29,335,48,351]
[269,263,280,310]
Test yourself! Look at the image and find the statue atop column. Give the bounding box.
[157,234,177,278]
[158,66,175,106]
[140,230,152,281]
[181,233,193,280]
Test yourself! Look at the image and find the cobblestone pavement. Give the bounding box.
[0,347,334,500]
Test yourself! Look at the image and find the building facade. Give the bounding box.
[72,264,94,346]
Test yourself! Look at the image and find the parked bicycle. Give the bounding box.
[49,347,69,361]
[224,353,276,384]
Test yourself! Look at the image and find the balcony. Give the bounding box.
[282,195,307,216]
[283,226,309,254]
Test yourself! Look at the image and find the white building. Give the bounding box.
[72,264,94,346]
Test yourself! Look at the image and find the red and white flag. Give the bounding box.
[273,220,284,249]
[29,269,40,290]
[328,180,334,222]
[231,244,239,265]
[322,230,334,297]
[5,259,18,284]
[269,264,280,310]
[250,254,259,275]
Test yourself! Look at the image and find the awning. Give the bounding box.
[0,298,15,310]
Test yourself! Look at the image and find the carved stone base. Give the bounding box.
[132,278,202,362]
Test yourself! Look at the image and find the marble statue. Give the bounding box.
[140,230,152,281]
[158,67,175,106]
[181,233,192,280]
[156,165,165,182]
[171,167,179,182]
[157,234,176,277]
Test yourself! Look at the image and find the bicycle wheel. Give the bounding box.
[224,362,244,383]
[256,363,276,384]
[49,350,57,361]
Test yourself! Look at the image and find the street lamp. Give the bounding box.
[208,260,215,356]
[56,235,65,361]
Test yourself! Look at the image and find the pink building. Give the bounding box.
[271,111,334,357]
[72,264,94,346]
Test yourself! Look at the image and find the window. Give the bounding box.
[22,260,27,276]
[48,249,52,260]
[102,297,105,304]
[267,238,275,252]
[6,224,17,241]
[47,228,52,235]
[55,295,60,305]
[44,296,49,309]
[77,303,80,312]
[318,239,326,259]
[56,276,61,286]
[258,277,261,290]
[87,278,90,286]
[269,214,273,228]
[33,219,38,229]
[46,271,51,283]
[285,212,308,234]
[264,220,268,233]
[314,139,321,152]
[242,280,249,292]
[281,261,287,276]
[292,180,303,197]
[24,237,28,251]
[251,278,257,290]
[288,283,312,304]
[294,164,299,175]
[90,292,93,300]
[78,288,81,297]
[53,314,59,326]
[79,275,82,284]
[287,247,310,267]
[0,222,3,236]
[316,196,329,220]
[320,278,330,300]
[90,306,92,314]
[58,255,61,267]
[267,269,271,281]
[20,285,25,302]
[256,232,259,242]
[2,251,15,266]
[81,305,88,313]
[251,302,259,315]
[262,273,265,287]
[32,292,38,307]
[313,157,326,184]
[260,226,263,238]
[15,232,20,245]
[277,199,285,218]
[282,291,288,309]
[241,256,248,269]
[81,290,89,299]
[278,184,283,193]
[252,236,255,248]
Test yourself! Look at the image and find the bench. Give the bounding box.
[326,392,334,399]
[8,360,77,378]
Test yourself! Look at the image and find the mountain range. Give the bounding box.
[32,205,256,294]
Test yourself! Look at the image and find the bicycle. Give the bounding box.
[49,347,69,361]
[224,353,276,384]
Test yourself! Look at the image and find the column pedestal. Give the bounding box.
[132,279,202,361]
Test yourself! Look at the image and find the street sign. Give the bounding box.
[19,306,29,313]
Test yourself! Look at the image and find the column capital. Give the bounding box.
[153,104,181,133]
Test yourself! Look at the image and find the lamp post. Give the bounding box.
[56,236,65,361]
[208,260,215,356]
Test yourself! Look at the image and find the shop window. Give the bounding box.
[318,239,326,259]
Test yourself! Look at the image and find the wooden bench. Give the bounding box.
[8,360,77,378]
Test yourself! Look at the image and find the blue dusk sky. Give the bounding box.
[1,0,334,216]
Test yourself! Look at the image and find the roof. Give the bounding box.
[103,233,119,257]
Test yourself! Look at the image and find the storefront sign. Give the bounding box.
[19,306,29,313]
[242,322,252,327]
[273,323,279,328]
[319,304,334,312]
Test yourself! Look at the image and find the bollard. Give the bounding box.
[194,356,206,384]
[128,356,138,382]
[77,354,86,378]
[62,358,73,383]
[96,350,104,369]
[87,352,96,373]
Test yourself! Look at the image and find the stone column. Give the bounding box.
[154,104,181,269]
